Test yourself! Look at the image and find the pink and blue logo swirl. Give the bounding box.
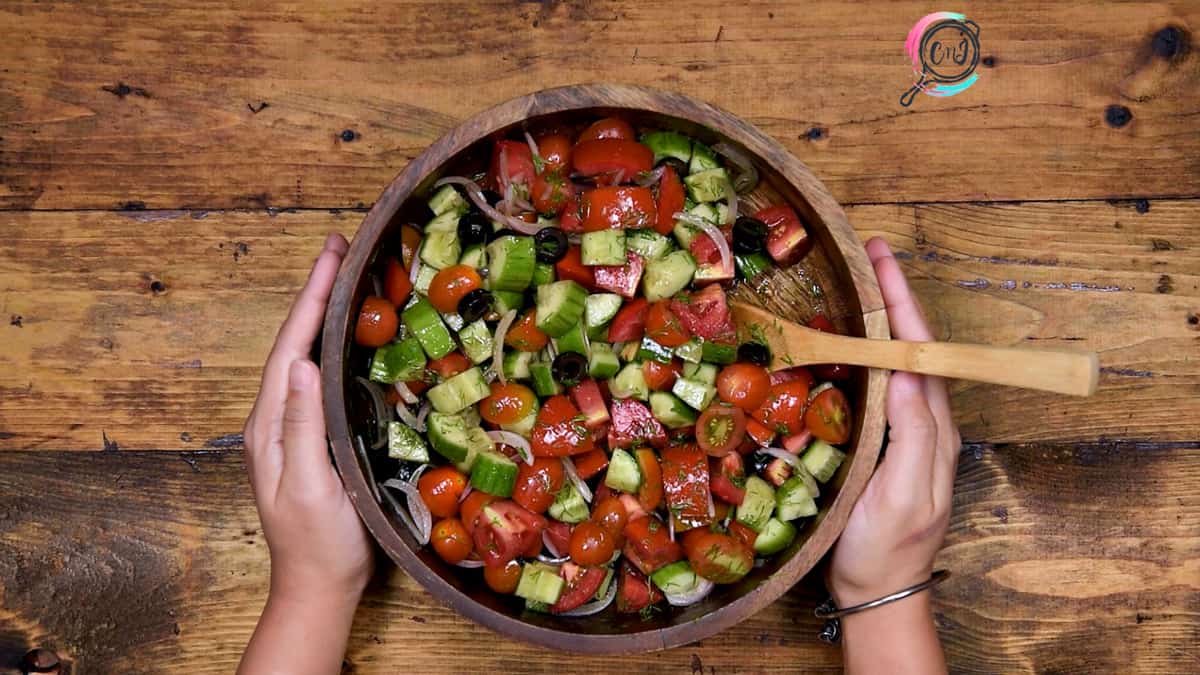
[900,12,981,107]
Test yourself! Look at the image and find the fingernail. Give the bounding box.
[289,359,315,390]
[323,232,340,251]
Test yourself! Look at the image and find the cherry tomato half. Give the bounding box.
[645,300,691,348]
[428,264,482,314]
[579,117,635,142]
[505,309,549,352]
[569,520,615,566]
[431,518,473,564]
[459,491,496,536]
[635,448,663,511]
[536,133,573,168]
[400,225,422,269]
[654,165,686,235]
[428,352,471,380]
[384,257,413,308]
[531,395,596,457]
[354,295,399,347]
[805,386,852,444]
[752,380,810,437]
[622,515,683,575]
[581,186,658,231]
[480,382,538,425]
[642,359,682,391]
[716,363,771,411]
[590,496,629,540]
[696,405,747,457]
[512,457,565,514]
[484,559,523,594]
[682,531,753,584]
[531,166,573,215]
[418,466,469,519]
[572,139,654,184]
[488,139,536,191]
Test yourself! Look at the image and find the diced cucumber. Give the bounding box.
[443,312,465,332]
[426,411,492,464]
[532,261,556,286]
[736,252,772,280]
[736,476,776,532]
[625,229,674,261]
[673,221,702,250]
[753,517,797,555]
[426,367,491,414]
[587,323,609,342]
[500,407,538,438]
[684,167,731,204]
[689,140,720,174]
[640,130,693,165]
[493,290,524,316]
[610,362,649,401]
[457,320,493,364]
[604,448,642,493]
[553,321,589,356]
[688,202,721,224]
[424,210,461,233]
[776,474,820,521]
[420,231,461,269]
[651,560,702,596]
[672,377,716,410]
[596,567,615,601]
[470,450,519,497]
[387,421,430,462]
[515,562,565,605]
[584,293,623,331]
[486,235,536,291]
[529,361,561,397]
[701,340,737,365]
[428,184,469,217]
[581,229,626,266]
[637,336,673,364]
[802,439,847,483]
[368,336,426,383]
[402,297,455,360]
[674,338,703,364]
[681,362,718,386]
[548,480,589,523]
[459,244,487,269]
[414,263,438,295]
[502,350,535,380]
[535,280,588,338]
[588,343,621,379]
[649,391,697,428]
[643,250,696,302]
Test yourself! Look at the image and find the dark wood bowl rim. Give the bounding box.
[321,83,888,653]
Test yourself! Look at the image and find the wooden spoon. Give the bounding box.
[730,301,1099,396]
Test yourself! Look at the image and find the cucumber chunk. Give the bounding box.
[604,448,643,493]
[368,336,426,384]
[581,229,627,266]
[681,362,718,386]
[588,343,621,379]
[701,340,737,365]
[610,362,649,401]
[420,231,461,270]
[424,210,461,233]
[428,184,469,217]
[502,350,535,380]
[548,480,589,523]
[486,235,536,291]
[752,517,797,555]
[529,360,562,397]
[736,476,776,533]
[625,228,674,261]
[492,290,524,316]
[637,336,674,364]
[640,131,693,165]
[643,250,696,302]
[535,280,588,338]
[584,293,623,331]
[552,321,589,356]
[402,297,455,360]
[470,450,519,497]
[684,167,731,204]
[426,411,492,464]
[775,474,820,521]
[736,252,772,280]
[426,367,491,414]
[459,244,487,269]
[532,261,556,286]
[387,421,430,462]
[673,338,703,364]
[689,140,720,174]
[802,439,847,483]
[457,320,493,364]
[671,376,716,411]
[650,560,702,596]
[649,391,697,428]
[515,562,565,605]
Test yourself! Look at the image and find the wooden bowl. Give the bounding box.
[321,84,887,653]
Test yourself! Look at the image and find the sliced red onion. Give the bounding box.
[538,553,571,564]
[493,309,518,384]
[677,213,733,278]
[409,462,430,485]
[543,530,563,558]
[415,401,431,428]
[761,447,803,468]
[566,233,583,246]
[354,435,383,503]
[395,401,420,429]
[394,381,419,405]
[511,194,534,213]
[454,558,486,569]
[524,131,541,164]
[713,141,760,194]
[668,515,676,542]
[487,430,533,465]
[502,182,514,216]
[722,177,738,226]
[636,165,666,187]
[381,475,434,542]
[559,576,618,617]
[370,273,384,298]
[458,484,473,503]
[434,176,544,234]
[408,254,422,284]
[499,144,511,194]
[562,458,593,503]
[664,575,715,607]
[354,376,391,450]
[484,368,499,383]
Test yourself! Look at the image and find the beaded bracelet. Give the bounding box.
[815,570,949,644]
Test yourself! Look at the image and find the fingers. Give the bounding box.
[879,372,938,506]
[279,359,337,499]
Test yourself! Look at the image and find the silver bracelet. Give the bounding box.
[815,570,949,644]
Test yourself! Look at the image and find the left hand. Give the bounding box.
[243,232,373,605]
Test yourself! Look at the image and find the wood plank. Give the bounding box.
[2,1,1198,210]
[0,442,1194,673]
[4,201,1196,451]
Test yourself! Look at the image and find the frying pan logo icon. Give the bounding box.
[900,12,981,107]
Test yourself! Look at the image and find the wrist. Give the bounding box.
[269,568,367,614]
[830,566,932,609]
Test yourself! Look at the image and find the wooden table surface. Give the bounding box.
[1,1,1198,673]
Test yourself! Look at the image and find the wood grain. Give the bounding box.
[3,201,1196,451]
[2,1,1198,210]
[0,442,1194,673]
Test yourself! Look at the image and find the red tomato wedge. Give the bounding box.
[472,500,546,567]
[544,520,573,556]
[593,251,645,299]
[569,379,610,430]
[754,205,812,266]
[512,457,565,514]
[682,530,753,584]
[554,245,595,290]
[670,284,736,344]
[558,193,585,233]
[635,448,663,511]
[752,380,810,437]
[531,395,596,457]
[572,139,654,184]
[606,297,649,342]
[660,445,714,530]
[709,452,746,505]
[488,140,536,191]
[551,564,607,614]
[654,165,686,235]
[572,449,610,480]
[622,516,683,575]
[384,257,413,308]
[616,560,663,613]
[805,386,852,444]
[607,398,668,450]
[581,186,658,231]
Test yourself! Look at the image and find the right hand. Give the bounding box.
[828,237,961,607]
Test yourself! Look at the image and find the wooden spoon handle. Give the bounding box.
[803,332,1099,396]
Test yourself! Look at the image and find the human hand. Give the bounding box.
[243,233,373,606]
[828,237,961,608]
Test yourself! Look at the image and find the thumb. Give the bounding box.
[280,359,334,491]
[879,372,938,495]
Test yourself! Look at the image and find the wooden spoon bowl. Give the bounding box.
[320,84,888,653]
